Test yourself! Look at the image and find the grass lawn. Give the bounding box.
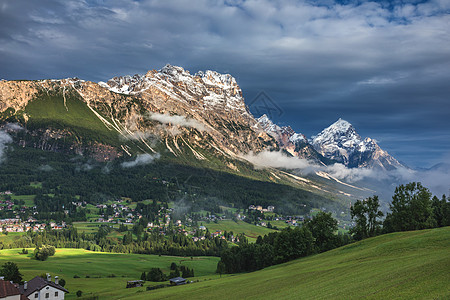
[129,227,450,299]
[203,220,277,242]
[0,248,220,299]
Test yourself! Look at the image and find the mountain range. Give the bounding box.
[0,65,409,204]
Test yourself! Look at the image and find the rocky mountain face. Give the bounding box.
[0,66,277,172]
[311,118,403,170]
[86,65,278,159]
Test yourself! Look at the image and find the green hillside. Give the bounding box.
[130,227,450,299]
[23,89,120,145]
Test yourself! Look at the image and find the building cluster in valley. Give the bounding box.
[0,218,66,233]
[248,205,275,212]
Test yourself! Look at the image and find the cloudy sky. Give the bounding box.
[1,0,449,168]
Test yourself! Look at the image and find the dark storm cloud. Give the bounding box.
[0,0,449,168]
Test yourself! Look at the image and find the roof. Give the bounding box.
[169,277,186,283]
[127,280,144,283]
[18,276,68,297]
[0,280,21,297]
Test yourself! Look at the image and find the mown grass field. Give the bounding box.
[203,220,277,242]
[129,227,450,299]
[0,248,220,299]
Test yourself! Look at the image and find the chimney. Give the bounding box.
[24,281,28,290]
[46,273,51,282]
[55,276,59,285]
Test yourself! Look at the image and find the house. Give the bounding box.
[126,280,144,288]
[169,277,186,286]
[0,279,26,300]
[18,275,68,300]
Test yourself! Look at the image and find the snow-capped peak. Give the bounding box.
[159,64,192,82]
[330,118,352,132]
[196,70,237,89]
[98,65,247,113]
[311,118,360,148]
[311,119,403,170]
[256,114,281,134]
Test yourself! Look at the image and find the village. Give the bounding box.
[0,190,352,243]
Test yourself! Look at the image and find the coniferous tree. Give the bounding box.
[0,262,23,283]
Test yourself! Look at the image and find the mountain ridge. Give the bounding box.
[0,65,408,203]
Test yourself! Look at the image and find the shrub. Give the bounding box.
[33,245,56,261]
[59,278,66,287]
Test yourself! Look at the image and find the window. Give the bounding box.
[45,292,49,298]
[34,293,38,298]
[55,291,59,297]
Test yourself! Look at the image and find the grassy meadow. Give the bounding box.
[0,248,220,299]
[131,227,450,299]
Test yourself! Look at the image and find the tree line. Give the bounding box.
[1,226,229,257]
[216,212,351,274]
[351,182,449,240]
